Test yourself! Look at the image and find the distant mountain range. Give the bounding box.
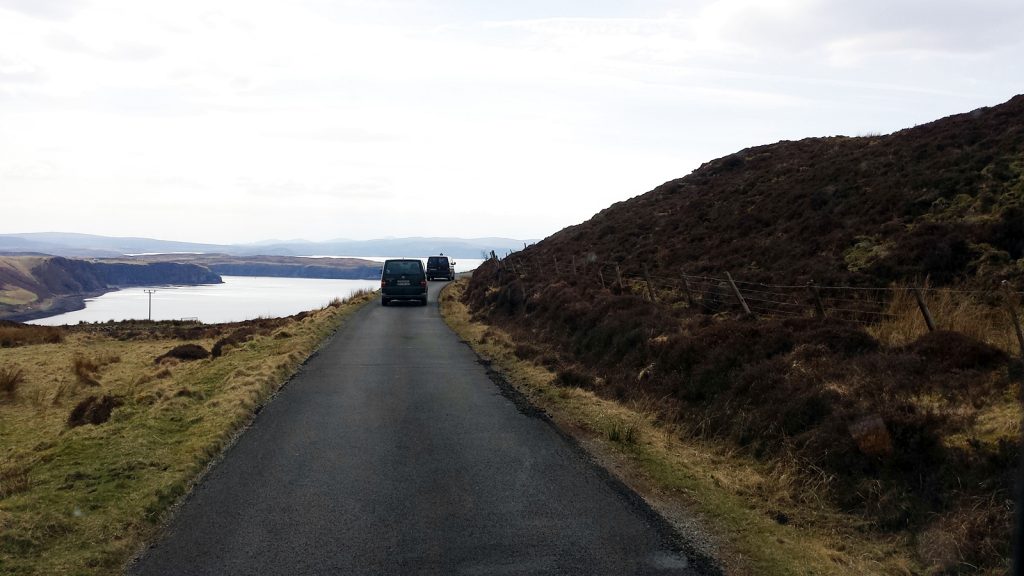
[0,233,532,259]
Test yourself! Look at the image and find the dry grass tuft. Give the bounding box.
[334,289,375,307]
[870,285,1024,356]
[0,461,31,498]
[0,366,25,400]
[606,418,641,445]
[72,356,101,387]
[51,380,76,405]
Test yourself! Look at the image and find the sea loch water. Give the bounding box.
[28,277,382,326]
[28,258,486,326]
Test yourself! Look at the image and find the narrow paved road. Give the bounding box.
[129,282,704,576]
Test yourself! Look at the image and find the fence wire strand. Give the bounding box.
[495,255,1024,328]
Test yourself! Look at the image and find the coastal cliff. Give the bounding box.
[0,256,222,321]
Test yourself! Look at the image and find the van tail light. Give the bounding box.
[381,279,387,288]
[420,280,427,287]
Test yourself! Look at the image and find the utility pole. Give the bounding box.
[144,289,157,321]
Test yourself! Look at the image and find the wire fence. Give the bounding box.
[486,250,1024,358]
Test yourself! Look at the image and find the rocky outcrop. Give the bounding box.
[92,261,222,286]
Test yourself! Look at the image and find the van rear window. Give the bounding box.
[384,261,422,275]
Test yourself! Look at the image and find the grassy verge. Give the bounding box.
[0,290,375,575]
[440,278,924,575]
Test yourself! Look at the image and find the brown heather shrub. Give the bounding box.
[67,395,123,427]
[555,368,593,388]
[912,493,1015,573]
[155,344,210,363]
[0,366,25,400]
[0,322,63,347]
[211,327,260,358]
[513,343,540,360]
[903,330,1007,372]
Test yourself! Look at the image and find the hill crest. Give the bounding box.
[539,94,1023,289]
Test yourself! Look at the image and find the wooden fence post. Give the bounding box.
[911,287,936,332]
[1002,281,1024,359]
[808,281,825,319]
[725,272,752,316]
[680,271,695,307]
[615,264,625,291]
[643,265,657,303]
[597,267,606,289]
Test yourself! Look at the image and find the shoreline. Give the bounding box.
[0,290,106,323]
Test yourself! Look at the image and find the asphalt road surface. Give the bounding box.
[129,282,707,576]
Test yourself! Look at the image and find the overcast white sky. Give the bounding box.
[1,0,1021,244]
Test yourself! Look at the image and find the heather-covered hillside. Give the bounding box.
[464,95,1024,574]
[539,94,1023,288]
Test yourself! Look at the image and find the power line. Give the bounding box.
[144,289,157,321]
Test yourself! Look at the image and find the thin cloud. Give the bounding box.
[0,0,83,21]
[48,32,163,62]
[0,0,1020,244]
[0,55,44,84]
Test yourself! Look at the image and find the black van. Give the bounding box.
[381,259,428,306]
[426,255,455,281]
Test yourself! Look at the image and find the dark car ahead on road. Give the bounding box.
[381,259,428,306]
[426,255,456,281]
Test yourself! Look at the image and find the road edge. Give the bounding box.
[123,292,379,573]
[439,280,726,575]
